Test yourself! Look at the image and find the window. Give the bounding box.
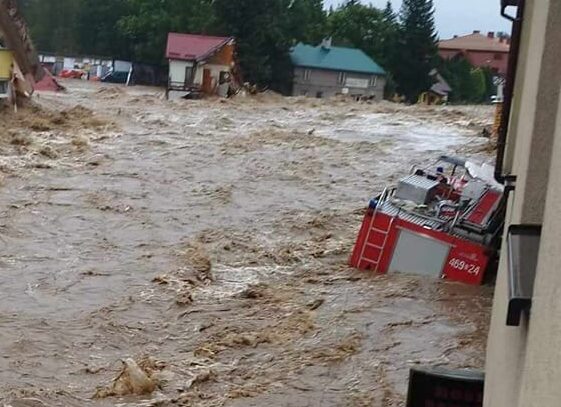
[316,91,324,99]
[184,66,194,86]
[303,69,312,81]
[338,72,347,85]
[370,76,378,88]
[219,71,231,84]
[0,80,8,96]
[494,53,503,61]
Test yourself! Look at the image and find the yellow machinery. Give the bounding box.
[0,47,12,98]
[0,0,44,97]
[0,47,12,78]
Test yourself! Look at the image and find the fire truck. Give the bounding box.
[350,156,506,285]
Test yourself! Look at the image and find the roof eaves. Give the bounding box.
[168,52,196,61]
[293,63,385,76]
[196,37,234,63]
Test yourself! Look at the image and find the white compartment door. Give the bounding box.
[388,229,451,278]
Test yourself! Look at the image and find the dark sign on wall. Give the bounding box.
[406,367,484,407]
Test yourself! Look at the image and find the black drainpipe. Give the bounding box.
[495,0,526,184]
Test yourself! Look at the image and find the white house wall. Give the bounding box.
[193,63,231,86]
[169,59,194,85]
[168,59,232,93]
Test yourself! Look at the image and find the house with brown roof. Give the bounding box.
[439,31,510,76]
[166,33,235,98]
[418,69,452,105]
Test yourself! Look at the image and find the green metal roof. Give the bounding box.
[290,43,386,75]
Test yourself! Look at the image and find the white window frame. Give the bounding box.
[303,69,312,81]
[338,72,347,85]
[370,76,378,88]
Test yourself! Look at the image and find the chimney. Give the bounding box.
[473,30,480,34]
[321,37,332,50]
[488,31,495,38]
[453,35,458,38]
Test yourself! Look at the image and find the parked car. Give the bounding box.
[101,70,129,84]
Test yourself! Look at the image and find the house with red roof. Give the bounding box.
[439,31,510,76]
[166,33,235,98]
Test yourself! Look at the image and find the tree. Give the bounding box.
[438,56,496,103]
[117,0,172,63]
[439,57,473,102]
[470,68,486,102]
[327,0,401,98]
[380,1,399,97]
[327,1,386,62]
[393,0,438,103]
[382,1,397,26]
[76,0,132,59]
[212,0,295,92]
[117,0,216,63]
[287,0,327,45]
[18,0,82,54]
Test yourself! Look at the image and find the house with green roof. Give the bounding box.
[289,39,386,99]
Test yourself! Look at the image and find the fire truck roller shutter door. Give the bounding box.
[389,229,452,278]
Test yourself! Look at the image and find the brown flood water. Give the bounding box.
[0,80,494,406]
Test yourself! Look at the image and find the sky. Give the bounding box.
[324,0,512,39]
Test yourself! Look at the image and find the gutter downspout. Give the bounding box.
[495,0,526,185]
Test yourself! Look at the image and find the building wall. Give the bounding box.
[439,49,509,75]
[169,60,230,85]
[484,0,561,406]
[517,97,561,406]
[193,62,231,87]
[466,50,509,75]
[169,59,194,85]
[208,43,235,66]
[292,67,385,99]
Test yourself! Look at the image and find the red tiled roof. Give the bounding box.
[439,33,510,53]
[166,33,233,61]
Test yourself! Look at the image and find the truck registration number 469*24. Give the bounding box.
[448,258,482,276]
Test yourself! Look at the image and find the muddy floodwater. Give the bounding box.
[0,81,494,406]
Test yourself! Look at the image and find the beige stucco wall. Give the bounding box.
[516,96,561,406]
[511,0,561,223]
[484,0,561,406]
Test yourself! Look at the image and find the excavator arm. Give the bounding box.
[0,0,44,85]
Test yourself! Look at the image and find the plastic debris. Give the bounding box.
[94,358,157,398]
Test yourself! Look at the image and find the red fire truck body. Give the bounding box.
[350,156,505,285]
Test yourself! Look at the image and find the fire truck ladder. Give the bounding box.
[358,188,398,273]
